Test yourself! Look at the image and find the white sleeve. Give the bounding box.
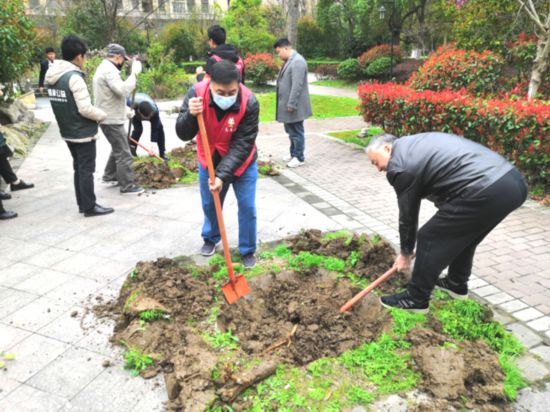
[69,75,107,122]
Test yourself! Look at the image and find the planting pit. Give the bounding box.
[98,230,524,411]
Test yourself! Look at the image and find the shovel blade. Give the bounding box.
[222,275,251,304]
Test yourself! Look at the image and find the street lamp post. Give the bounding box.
[379,0,396,80]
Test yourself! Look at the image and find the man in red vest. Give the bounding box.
[176,60,259,268]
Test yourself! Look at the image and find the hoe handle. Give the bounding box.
[197,113,236,283]
[127,88,163,161]
[339,266,398,313]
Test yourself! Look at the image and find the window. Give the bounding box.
[172,1,186,13]
[142,0,152,12]
[186,0,195,11]
[29,0,40,8]
[201,0,208,13]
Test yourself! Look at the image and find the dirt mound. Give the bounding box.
[218,271,392,366]
[134,161,176,189]
[286,229,407,293]
[169,145,198,172]
[408,328,508,411]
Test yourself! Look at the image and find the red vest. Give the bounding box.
[209,54,245,81]
[194,80,256,177]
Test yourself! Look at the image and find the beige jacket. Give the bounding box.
[45,60,107,142]
[92,59,137,125]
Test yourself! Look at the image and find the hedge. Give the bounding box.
[358,82,550,188]
[181,61,207,74]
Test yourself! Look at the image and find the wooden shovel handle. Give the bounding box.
[197,113,236,283]
[339,266,398,313]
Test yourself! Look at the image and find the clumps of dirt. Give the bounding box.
[407,328,508,411]
[169,145,198,172]
[133,160,176,189]
[218,270,392,366]
[286,229,407,292]
[257,159,280,176]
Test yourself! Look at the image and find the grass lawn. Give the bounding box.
[258,93,359,122]
[328,126,384,147]
[310,79,358,90]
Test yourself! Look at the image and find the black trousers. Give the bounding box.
[130,112,166,157]
[66,140,97,212]
[0,146,18,184]
[408,168,528,302]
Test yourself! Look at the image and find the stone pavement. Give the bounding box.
[1,95,549,410]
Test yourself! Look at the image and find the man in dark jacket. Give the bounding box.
[198,25,245,83]
[39,47,56,94]
[366,132,527,313]
[127,93,167,159]
[176,60,258,268]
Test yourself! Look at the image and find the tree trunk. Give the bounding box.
[287,0,300,47]
[528,27,550,99]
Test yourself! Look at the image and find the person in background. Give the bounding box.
[39,47,56,94]
[200,25,245,83]
[274,38,312,168]
[46,35,113,217]
[127,92,167,160]
[93,43,144,194]
[0,130,34,200]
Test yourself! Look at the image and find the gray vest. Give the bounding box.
[48,71,98,140]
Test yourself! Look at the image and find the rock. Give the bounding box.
[70,310,78,318]
[0,101,34,125]
[102,359,111,368]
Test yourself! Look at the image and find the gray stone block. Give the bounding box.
[0,384,70,412]
[514,382,550,412]
[507,323,543,348]
[517,355,549,381]
[530,345,550,363]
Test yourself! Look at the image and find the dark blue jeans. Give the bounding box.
[198,161,257,256]
[130,112,166,157]
[284,121,305,162]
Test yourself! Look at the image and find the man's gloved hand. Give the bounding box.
[131,60,142,76]
[126,109,135,120]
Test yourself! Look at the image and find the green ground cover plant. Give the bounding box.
[258,93,359,122]
[122,347,155,376]
[327,126,384,147]
[138,309,170,322]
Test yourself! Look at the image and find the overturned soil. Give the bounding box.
[169,145,198,172]
[134,161,177,189]
[98,230,511,411]
[257,159,280,176]
[407,328,509,411]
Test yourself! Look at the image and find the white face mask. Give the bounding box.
[212,92,237,111]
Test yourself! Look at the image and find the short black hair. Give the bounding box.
[210,60,240,85]
[61,35,87,61]
[274,38,292,48]
[208,25,226,46]
[45,47,55,54]
[138,101,154,118]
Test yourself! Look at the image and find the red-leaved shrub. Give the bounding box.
[244,53,280,85]
[358,44,402,68]
[407,45,503,96]
[358,82,550,188]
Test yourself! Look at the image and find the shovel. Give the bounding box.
[127,89,164,162]
[197,112,251,304]
[339,253,415,313]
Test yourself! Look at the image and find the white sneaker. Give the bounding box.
[287,157,304,168]
[282,154,292,162]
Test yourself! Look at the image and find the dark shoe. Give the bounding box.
[0,210,17,220]
[120,185,144,195]
[84,205,114,217]
[380,291,429,314]
[102,178,118,185]
[200,240,220,256]
[0,191,11,200]
[242,253,256,269]
[10,180,34,191]
[435,276,468,299]
[130,145,138,157]
[161,155,170,161]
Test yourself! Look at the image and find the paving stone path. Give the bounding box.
[0,93,548,410]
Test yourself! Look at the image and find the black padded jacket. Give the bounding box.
[175,85,259,183]
[387,132,514,255]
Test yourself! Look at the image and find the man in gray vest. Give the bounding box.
[366,132,527,313]
[93,43,144,194]
[46,35,114,217]
[274,38,312,168]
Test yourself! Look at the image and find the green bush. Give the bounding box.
[337,59,361,80]
[181,61,207,74]
[365,57,392,78]
[297,16,325,59]
[159,22,197,63]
